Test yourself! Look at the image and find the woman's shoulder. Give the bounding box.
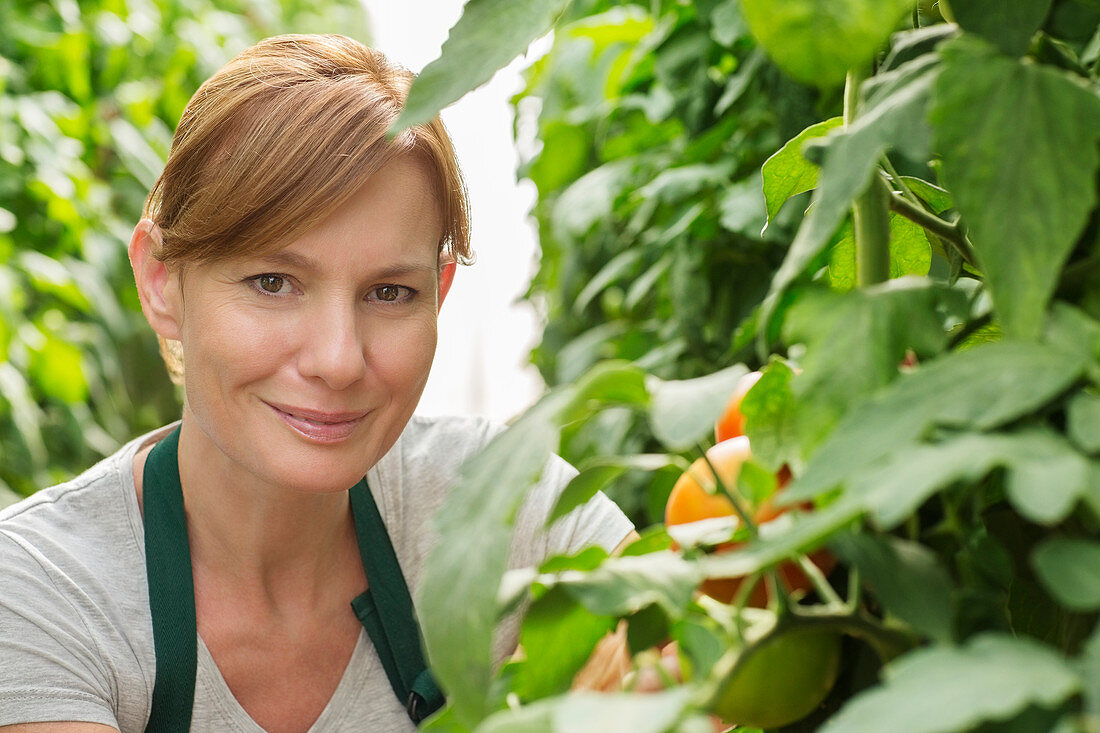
[0,433,158,730]
[0,432,149,560]
[400,413,503,453]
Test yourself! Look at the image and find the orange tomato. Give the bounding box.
[715,371,763,443]
[665,437,833,606]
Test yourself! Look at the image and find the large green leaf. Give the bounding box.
[479,688,694,733]
[740,359,800,472]
[740,0,916,87]
[831,533,955,643]
[931,36,1100,338]
[646,363,749,451]
[949,0,1054,55]
[394,0,570,131]
[761,54,940,334]
[549,454,681,524]
[847,428,1090,528]
[827,212,933,291]
[420,359,648,725]
[820,634,1081,733]
[538,551,702,617]
[513,586,617,699]
[418,390,570,726]
[783,341,1087,503]
[1031,538,1100,611]
[551,160,634,240]
[760,116,843,226]
[779,278,966,458]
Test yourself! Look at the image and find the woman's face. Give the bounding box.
[173,155,452,494]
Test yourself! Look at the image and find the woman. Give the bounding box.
[0,35,633,731]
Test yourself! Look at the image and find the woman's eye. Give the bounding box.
[372,285,412,303]
[250,274,293,296]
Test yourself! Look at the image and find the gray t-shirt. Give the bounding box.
[0,414,632,731]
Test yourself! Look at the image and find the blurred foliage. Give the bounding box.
[511,0,833,524]
[0,0,370,505]
[401,0,1100,729]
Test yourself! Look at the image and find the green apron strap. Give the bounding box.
[141,428,442,727]
[349,481,443,723]
[142,426,196,731]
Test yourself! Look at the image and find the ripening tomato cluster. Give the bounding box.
[663,371,835,606]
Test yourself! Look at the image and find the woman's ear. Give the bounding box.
[129,219,182,340]
[438,261,456,312]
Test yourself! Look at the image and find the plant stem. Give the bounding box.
[880,157,923,207]
[795,554,844,607]
[845,69,892,287]
[698,443,758,537]
[888,192,979,268]
[855,177,893,286]
[847,567,862,611]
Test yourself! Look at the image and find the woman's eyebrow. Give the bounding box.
[256,250,317,271]
[255,251,438,279]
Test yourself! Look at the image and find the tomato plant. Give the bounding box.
[397,0,1100,731]
[664,435,834,607]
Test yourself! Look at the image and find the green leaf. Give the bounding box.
[566,360,650,416]
[479,688,694,733]
[949,0,1054,55]
[1079,624,1100,720]
[718,172,767,238]
[699,498,865,579]
[781,279,965,457]
[419,389,571,726]
[640,163,734,204]
[394,0,570,131]
[931,36,1100,338]
[1045,303,1100,385]
[29,333,88,404]
[0,363,48,479]
[897,176,953,213]
[741,359,799,472]
[1032,538,1100,611]
[514,586,617,699]
[709,0,749,47]
[551,466,627,526]
[881,24,959,71]
[784,341,1086,503]
[646,363,750,451]
[574,250,644,314]
[761,54,940,333]
[1069,391,1100,454]
[760,116,843,226]
[819,634,1082,733]
[740,0,916,87]
[551,160,634,240]
[549,455,680,524]
[845,428,1089,528]
[831,533,955,643]
[541,551,702,618]
[108,118,164,189]
[827,212,933,291]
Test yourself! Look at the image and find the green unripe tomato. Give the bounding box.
[710,627,842,730]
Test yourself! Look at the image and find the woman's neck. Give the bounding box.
[136,413,363,615]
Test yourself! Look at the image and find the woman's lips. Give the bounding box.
[265,402,368,443]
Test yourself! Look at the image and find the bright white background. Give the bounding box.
[366,0,547,423]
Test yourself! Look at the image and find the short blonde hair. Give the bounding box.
[143,34,471,382]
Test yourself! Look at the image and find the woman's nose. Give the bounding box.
[295,300,368,390]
